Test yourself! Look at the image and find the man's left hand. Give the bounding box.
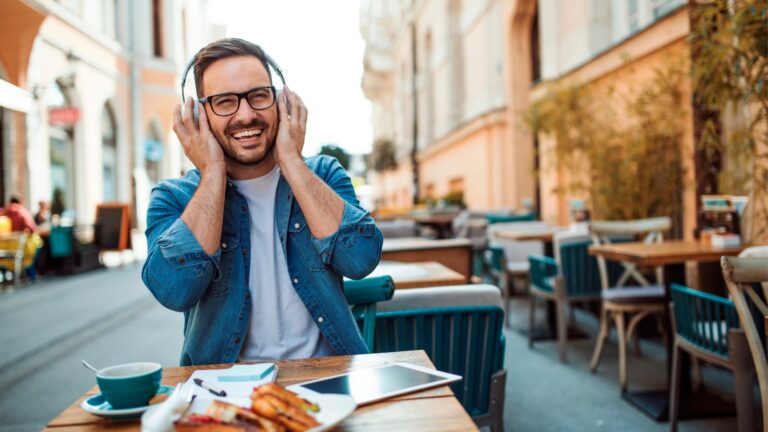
[274,86,307,170]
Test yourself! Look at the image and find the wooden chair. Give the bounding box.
[722,253,768,432]
[589,217,671,392]
[668,284,755,432]
[528,232,604,362]
[0,232,28,287]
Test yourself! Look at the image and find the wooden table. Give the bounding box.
[367,261,466,289]
[45,351,478,431]
[588,240,750,422]
[408,214,458,239]
[382,238,472,282]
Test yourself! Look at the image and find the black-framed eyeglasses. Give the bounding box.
[199,86,277,116]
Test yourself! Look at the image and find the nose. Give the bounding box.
[231,96,258,123]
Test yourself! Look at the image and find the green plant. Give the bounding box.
[524,62,686,223]
[317,144,351,170]
[690,0,768,239]
[441,191,465,208]
[368,139,397,172]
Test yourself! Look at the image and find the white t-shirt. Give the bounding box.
[233,166,333,362]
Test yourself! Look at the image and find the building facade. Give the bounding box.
[361,0,707,238]
[0,0,222,232]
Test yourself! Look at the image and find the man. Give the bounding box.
[141,38,383,366]
[0,195,38,233]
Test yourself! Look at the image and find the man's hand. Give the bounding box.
[172,97,226,177]
[274,87,307,170]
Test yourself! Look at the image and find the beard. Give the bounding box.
[214,118,278,166]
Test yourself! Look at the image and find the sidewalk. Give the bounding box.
[0,263,182,432]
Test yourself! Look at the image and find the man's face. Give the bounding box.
[201,55,279,168]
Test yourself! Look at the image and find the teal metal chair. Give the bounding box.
[49,226,74,258]
[669,284,755,432]
[343,275,395,350]
[484,213,537,224]
[371,285,506,432]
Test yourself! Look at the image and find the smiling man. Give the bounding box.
[141,38,383,366]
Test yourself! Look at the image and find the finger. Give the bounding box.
[277,89,290,124]
[198,101,210,132]
[181,97,196,132]
[286,87,301,122]
[172,104,186,138]
[294,92,308,127]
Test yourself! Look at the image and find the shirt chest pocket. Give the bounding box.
[288,212,327,272]
[208,234,240,297]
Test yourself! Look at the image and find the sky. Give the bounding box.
[207,0,373,157]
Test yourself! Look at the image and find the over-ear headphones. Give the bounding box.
[180,43,287,121]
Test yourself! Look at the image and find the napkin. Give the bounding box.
[186,363,278,406]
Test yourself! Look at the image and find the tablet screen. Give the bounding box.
[298,364,455,405]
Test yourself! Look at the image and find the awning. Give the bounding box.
[0,78,33,113]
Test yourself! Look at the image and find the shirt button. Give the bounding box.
[178,257,185,264]
[241,205,247,212]
[234,337,241,343]
[317,316,324,324]
[227,182,233,187]
[294,223,300,229]
[221,242,227,249]
[293,278,299,284]
[242,248,248,256]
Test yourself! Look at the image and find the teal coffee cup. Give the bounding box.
[96,362,162,409]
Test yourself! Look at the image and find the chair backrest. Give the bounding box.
[372,285,505,417]
[721,255,768,431]
[486,221,548,242]
[740,246,768,294]
[670,284,739,358]
[49,226,74,258]
[343,275,395,350]
[485,213,537,224]
[554,232,602,297]
[589,217,671,290]
[528,255,557,293]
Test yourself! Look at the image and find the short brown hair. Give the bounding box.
[193,38,274,98]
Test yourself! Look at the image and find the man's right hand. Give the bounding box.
[172,97,226,176]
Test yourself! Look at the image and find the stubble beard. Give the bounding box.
[214,123,278,167]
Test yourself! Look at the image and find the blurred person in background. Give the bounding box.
[0,195,38,233]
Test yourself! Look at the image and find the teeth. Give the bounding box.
[233,129,263,138]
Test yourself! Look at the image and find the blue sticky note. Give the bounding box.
[217,363,276,382]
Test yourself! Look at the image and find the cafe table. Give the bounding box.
[588,240,749,422]
[382,238,472,282]
[45,350,478,432]
[365,261,466,289]
[493,226,566,257]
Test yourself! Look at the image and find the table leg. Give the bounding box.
[621,263,735,421]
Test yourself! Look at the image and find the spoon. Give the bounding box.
[81,360,100,373]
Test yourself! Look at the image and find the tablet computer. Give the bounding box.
[287,362,462,406]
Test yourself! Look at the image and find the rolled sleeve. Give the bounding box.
[141,183,222,312]
[311,200,382,279]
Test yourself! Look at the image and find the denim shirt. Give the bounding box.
[141,155,383,366]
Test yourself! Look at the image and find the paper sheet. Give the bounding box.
[186,363,278,407]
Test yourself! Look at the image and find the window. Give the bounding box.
[152,0,164,57]
[651,0,681,20]
[46,82,75,217]
[628,0,640,33]
[145,124,164,186]
[102,105,117,202]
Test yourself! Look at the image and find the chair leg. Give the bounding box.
[626,311,651,359]
[730,330,756,432]
[615,312,628,392]
[669,343,682,432]
[528,294,536,348]
[557,299,568,363]
[690,358,702,391]
[590,307,610,373]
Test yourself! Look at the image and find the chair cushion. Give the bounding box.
[602,284,665,302]
[506,261,529,273]
[378,284,503,311]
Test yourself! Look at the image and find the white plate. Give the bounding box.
[142,391,356,432]
[80,385,173,420]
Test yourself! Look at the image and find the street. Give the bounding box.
[0,263,183,431]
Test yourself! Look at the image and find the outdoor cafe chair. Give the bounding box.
[722,250,768,432]
[0,232,28,287]
[485,221,547,325]
[589,217,671,392]
[372,284,506,432]
[527,232,604,362]
[668,284,755,432]
[343,275,395,350]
